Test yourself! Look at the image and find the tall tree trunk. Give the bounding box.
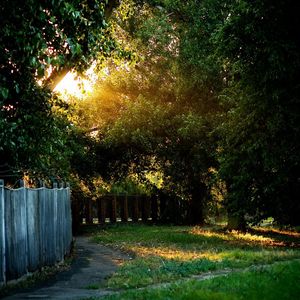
[189,180,206,225]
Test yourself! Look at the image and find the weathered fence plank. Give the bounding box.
[45,188,56,265]
[0,180,5,284]
[56,188,63,262]
[5,188,28,280]
[26,189,40,271]
[66,187,72,253]
[38,185,47,266]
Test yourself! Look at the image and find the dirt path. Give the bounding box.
[3,236,132,300]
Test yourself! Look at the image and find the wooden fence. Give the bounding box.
[0,180,72,285]
[72,195,159,227]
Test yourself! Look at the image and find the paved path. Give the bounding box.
[3,236,132,300]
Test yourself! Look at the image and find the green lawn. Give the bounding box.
[98,260,300,300]
[87,224,300,299]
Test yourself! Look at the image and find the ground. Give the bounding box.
[1,224,300,299]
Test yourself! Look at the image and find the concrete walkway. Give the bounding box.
[3,236,132,300]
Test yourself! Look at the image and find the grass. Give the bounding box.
[90,224,300,290]
[95,260,300,300]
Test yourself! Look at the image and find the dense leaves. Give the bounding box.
[0,0,118,179]
[85,0,300,226]
[73,0,226,224]
[216,0,300,226]
[1,0,299,227]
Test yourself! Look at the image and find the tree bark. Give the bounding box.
[189,180,206,225]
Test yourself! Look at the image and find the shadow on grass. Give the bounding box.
[86,223,300,250]
[248,227,300,248]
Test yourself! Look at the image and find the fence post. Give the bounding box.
[141,196,151,223]
[97,197,106,224]
[0,179,6,285]
[110,195,117,223]
[121,195,129,222]
[85,198,93,225]
[132,195,139,222]
[151,195,158,223]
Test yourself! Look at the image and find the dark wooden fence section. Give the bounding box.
[73,195,159,226]
[0,180,72,286]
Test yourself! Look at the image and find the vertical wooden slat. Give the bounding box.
[38,182,46,267]
[4,188,11,280]
[97,197,106,224]
[132,196,139,222]
[141,196,146,222]
[121,195,129,222]
[56,187,61,261]
[151,195,158,223]
[0,179,5,285]
[64,185,70,257]
[45,188,53,265]
[110,195,117,223]
[66,183,72,253]
[26,189,40,271]
[6,187,28,280]
[85,198,93,225]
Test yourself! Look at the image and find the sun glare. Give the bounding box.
[54,72,91,98]
[54,64,97,99]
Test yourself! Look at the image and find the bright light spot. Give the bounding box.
[54,64,97,99]
[54,72,89,98]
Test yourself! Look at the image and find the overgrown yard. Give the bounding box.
[85,224,300,299]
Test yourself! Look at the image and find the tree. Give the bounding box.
[216,0,300,227]
[0,0,120,179]
[74,0,226,224]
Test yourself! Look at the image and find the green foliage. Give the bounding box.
[4,0,296,228]
[75,0,227,224]
[110,178,151,195]
[216,0,300,226]
[0,0,119,179]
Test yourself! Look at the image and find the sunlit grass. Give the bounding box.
[128,245,221,260]
[92,260,300,300]
[190,227,286,247]
[91,224,300,289]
